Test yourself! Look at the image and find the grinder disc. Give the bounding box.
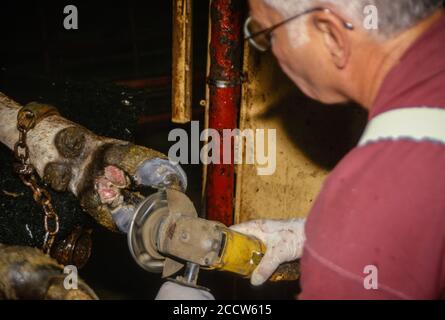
[127,189,199,275]
[128,191,168,273]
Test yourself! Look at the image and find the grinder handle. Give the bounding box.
[220,228,300,282]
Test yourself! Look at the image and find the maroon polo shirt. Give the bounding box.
[299,12,445,300]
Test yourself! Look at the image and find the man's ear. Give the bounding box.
[312,13,351,69]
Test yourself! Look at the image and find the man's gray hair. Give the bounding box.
[264,0,444,45]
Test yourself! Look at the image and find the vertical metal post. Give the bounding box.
[205,0,244,226]
[172,0,194,124]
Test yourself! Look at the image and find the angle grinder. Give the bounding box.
[127,188,299,289]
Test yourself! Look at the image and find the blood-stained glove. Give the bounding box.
[155,281,215,300]
[230,218,306,286]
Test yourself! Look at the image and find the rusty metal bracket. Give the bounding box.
[20,102,60,128]
[206,74,245,88]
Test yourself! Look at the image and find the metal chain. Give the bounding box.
[13,109,60,255]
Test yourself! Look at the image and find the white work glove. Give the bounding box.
[230,218,306,286]
[155,281,215,300]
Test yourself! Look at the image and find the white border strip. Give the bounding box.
[359,107,445,147]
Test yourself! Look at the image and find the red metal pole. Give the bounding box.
[205,0,244,226]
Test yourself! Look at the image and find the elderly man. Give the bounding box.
[157,0,445,300]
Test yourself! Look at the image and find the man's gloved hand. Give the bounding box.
[230,218,306,286]
[155,282,215,300]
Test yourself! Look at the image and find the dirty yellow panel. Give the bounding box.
[235,46,367,223]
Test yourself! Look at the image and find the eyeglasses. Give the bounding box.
[244,7,354,52]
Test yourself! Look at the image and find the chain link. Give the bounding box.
[13,108,60,255]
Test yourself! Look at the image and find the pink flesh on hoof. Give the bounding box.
[95,177,119,204]
[104,165,128,188]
